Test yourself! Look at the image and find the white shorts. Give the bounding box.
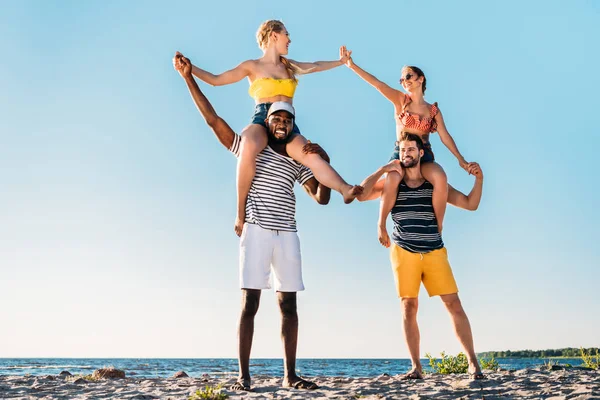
[239,223,304,292]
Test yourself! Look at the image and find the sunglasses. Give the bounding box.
[399,73,414,83]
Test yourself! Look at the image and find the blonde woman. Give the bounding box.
[345,54,474,232]
[181,20,361,236]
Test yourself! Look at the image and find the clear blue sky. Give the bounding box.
[1,0,598,358]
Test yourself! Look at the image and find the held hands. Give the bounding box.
[173,51,192,78]
[339,46,353,67]
[301,140,330,163]
[459,159,477,175]
[378,224,391,248]
[467,162,483,179]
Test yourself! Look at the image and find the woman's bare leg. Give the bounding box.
[235,124,268,235]
[421,162,448,233]
[286,134,362,203]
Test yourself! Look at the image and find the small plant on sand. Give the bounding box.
[426,352,468,374]
[479,356,499,371]
[65,374,100,383]
[189,384,228,400]
[580,348,600,370]
[542,359,560,370]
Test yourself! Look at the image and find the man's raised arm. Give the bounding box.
[174,52,236,150]
[447,163,484,211]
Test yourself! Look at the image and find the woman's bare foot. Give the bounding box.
[343,185,364,204]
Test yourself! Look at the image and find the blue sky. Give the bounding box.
[1,0,598,358]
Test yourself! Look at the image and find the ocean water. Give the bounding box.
[0,358,585,378]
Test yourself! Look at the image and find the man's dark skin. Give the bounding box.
[174,53,337,391]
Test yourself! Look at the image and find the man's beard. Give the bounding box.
[269,134,289,144]
[268,126,290,144]
[401,156,420,168]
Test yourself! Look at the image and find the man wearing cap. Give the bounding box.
[173,53,371,391]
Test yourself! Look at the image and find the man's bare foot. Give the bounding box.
[343,185,364,204]
[231,377,252,391]
[283,376,319,390]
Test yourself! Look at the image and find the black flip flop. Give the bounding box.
[292,379,319,390]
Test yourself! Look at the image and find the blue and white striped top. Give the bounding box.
[229,134,314,232]
[391,180,444,253]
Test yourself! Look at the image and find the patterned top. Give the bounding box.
[229,134,313,232]
[396,94,439,133]
[391,180,443,253]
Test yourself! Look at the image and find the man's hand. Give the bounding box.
[302,140,330,163]
[468,162,483,179]
[381,159,403,175]
[234,215,245,237]
[173,51,192,78]
[340,46,353,66]
[378,225,391,248]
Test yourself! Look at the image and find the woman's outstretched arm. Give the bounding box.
[435,110,472,172]
[346,53,404,105]
[288,45,351,74]
[172,52,253,86]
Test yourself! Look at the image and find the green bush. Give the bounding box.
[427,352,499,374]
[479,356,499,371]
[580,348,600,370]
[189,385,228,400]
[426,352,468,374]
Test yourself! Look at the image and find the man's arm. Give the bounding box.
[447,163,484,211]
[300,141,331,205]
[302,177,331,205]
[174,53,236,150]
[357,160,402,202]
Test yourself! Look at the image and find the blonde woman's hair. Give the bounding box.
[256,20,303,81]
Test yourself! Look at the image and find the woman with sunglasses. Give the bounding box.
[178,20,362,236]
[345,53,473,232]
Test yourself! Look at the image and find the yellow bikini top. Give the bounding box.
[248,77,298,100]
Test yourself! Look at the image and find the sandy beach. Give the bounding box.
[1,367,598,399]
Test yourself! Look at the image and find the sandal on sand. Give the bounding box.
[400,371,423,380]
[290,378,319,390]
[470,372,486,380]
[231,379,252,391]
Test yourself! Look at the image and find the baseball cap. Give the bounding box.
[267,102,295,118]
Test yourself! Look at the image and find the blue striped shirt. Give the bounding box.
[391,180,444,253]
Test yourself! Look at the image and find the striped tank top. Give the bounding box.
[229,134,314,232]
[391,180,443,253]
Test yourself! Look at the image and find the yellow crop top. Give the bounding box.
[248,78,297,100]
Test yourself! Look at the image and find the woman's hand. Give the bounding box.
[459,158,479,175]
[339,46,353,66]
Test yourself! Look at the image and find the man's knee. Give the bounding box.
[401,298,419,319]
[240,289,261,318]
[278,293,297,318]
[240,127,267,152]
[441,294,463,314]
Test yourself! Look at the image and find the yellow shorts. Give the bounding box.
[390,244,458,298]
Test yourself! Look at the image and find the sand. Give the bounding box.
[0,367,598,399]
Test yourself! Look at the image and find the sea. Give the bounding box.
[0,358,586,378]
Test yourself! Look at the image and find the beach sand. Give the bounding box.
[1,367,598,399]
